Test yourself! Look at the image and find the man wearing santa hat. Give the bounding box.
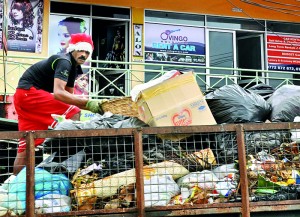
[12,33,103,175]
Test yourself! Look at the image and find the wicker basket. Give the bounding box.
[101,97,139,117]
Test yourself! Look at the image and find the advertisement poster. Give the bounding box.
[6,0,43,53]
[145,23,205,65]
[48,15,90,56]
[49,15,91,96]
[0,0,3,50]
[267,34,300,72]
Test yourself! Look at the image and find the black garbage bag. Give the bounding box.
[205,84,271,124]
[36,150,86,175]
[267,85,300,122]
[43,113,148,161]
[213,131,287,164]
[247,83,275,100]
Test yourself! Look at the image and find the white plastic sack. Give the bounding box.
[291,116,300,142]
[35,194,71,214]
[212,164,238,180]
[130,70,180,102]
[144,173,180,207]
[177,170,219,189]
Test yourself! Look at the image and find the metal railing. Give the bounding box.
[1,55,300,99]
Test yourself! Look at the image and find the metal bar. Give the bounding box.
[133,128,145,217]
[235,124,250,217]
[26,131,36,217]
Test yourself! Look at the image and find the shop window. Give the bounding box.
[92,6,130,19]
[145,10,204,26]
[267,21,300,34]
[50,2,90,16]
[207,16,265,31]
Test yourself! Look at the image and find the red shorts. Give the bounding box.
[14,87,81,153]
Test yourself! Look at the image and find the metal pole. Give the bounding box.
[133,128,145,217]
[236,124,250,217]
[25,131,36,217]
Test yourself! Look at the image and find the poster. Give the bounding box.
[48,15,90,56]
[6,0,43,53]
[49,15,91,96]
[267,34,300,72]
[145,23,206,65]
[0,0,3,50]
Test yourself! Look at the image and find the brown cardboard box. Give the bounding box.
[137,72,216,140]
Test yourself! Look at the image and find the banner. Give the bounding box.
[6,0,43,53]
[145,23,205,65]
[267,34,300,72]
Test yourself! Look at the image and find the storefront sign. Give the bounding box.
[267,34,300,72]
[145,23,205,65]
[133,24,143,56]
[5,0,44,53]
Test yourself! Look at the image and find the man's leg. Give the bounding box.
[13,151,27,175]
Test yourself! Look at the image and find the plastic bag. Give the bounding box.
[35,194,71,214]
[247,83,275,100]
[37,150,86,174]
[291,116,300,142]
[144,173,180,207]
[1,167,71,214]
[205,84,271,124]
[267,85,300,122]
[176,170,219,190]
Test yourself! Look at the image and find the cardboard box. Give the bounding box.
[137,72,216,140]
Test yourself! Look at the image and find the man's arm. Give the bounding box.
[53,78,88,109]
[65,86,74,94]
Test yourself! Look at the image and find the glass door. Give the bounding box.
[207,30,236,90]
[237,33,264,87]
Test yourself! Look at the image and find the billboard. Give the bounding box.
[267,34,300,72]
[145,23,205,65]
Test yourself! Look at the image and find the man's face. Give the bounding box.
[72,50,90,65]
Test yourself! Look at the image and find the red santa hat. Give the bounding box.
[67,33,94,55]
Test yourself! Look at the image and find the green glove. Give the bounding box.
[86,100,105,114]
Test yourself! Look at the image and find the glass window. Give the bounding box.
[267,21,300,34]
[145,10,204,26]
[207,16,265,31]
[92,6,130,19]
[50,2,90,16]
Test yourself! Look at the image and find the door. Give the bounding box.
[91,19,129,97]
[207,30,236,90]
[237,33,264,87]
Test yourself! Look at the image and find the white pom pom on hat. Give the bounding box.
[67,33,94,55]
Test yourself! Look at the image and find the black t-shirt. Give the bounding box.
[17,53,83,93]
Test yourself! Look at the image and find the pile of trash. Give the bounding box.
[2,74,300,215]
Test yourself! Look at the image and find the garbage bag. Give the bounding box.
[1,167,70,214]
[43,113,148,161]
[213,131,287,164]
[205,84,271,124]
[37,150,86,174]
[267,85,300,122]
[247,83,275,100]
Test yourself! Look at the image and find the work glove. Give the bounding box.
[86,99,108,114]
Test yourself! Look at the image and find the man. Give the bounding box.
[13,33,102,175]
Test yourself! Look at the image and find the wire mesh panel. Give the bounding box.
[141,132,240,207]
[244,129,300,203]
[37,134,137,213]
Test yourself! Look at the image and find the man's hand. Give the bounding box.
[86,99,108,114]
